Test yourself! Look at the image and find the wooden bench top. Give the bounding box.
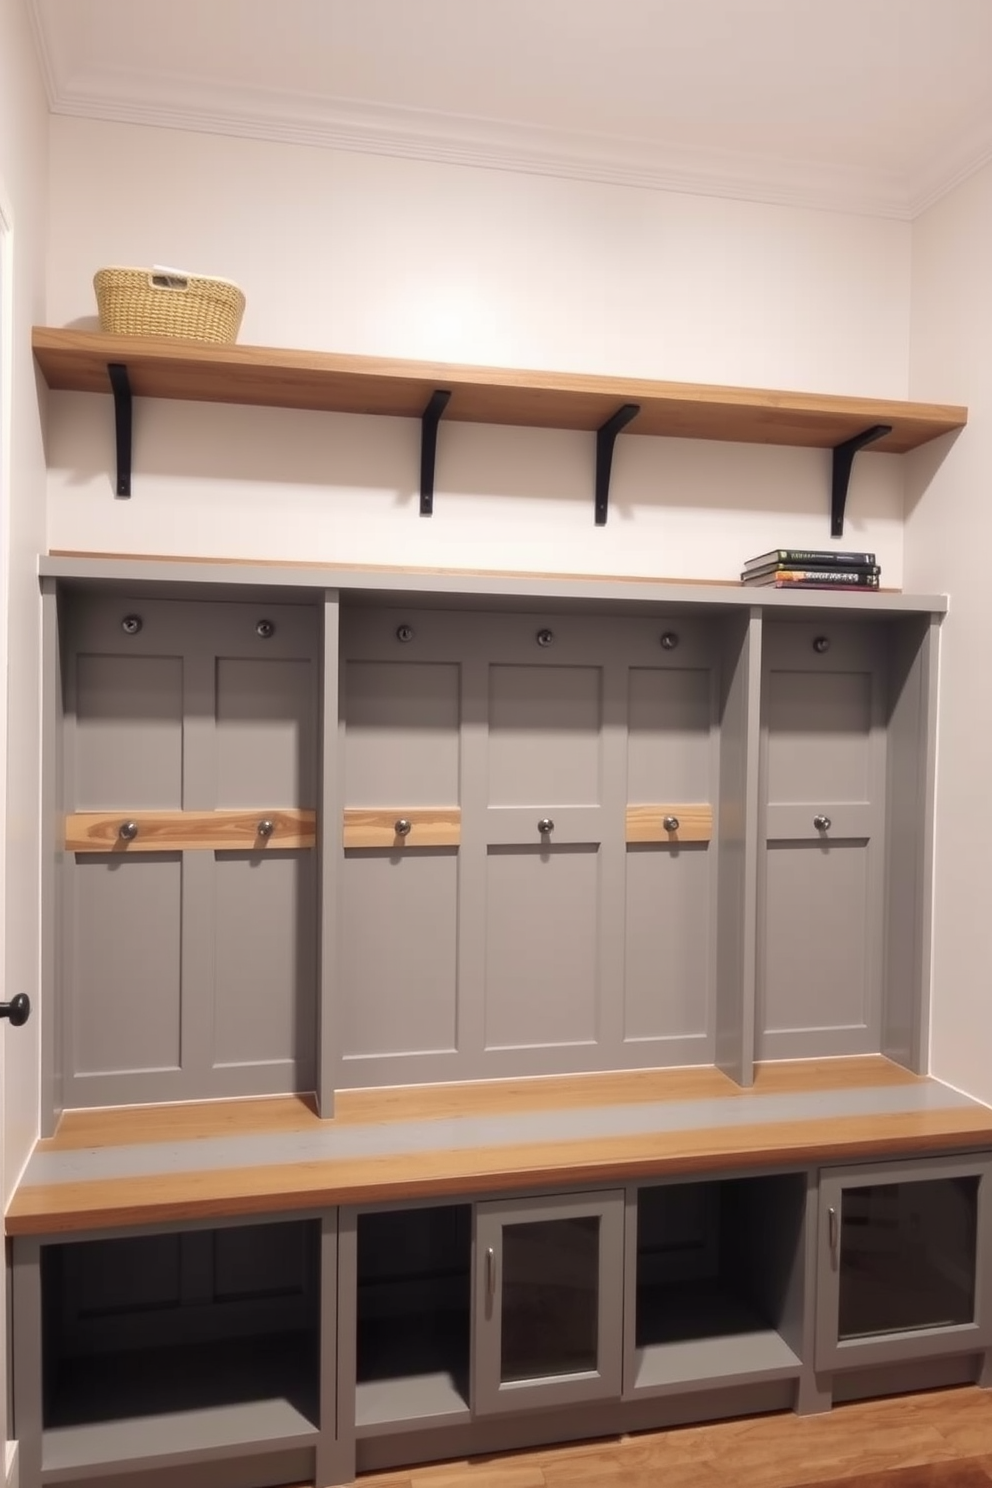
[8,1058,992,1236]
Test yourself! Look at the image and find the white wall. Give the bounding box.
[0,0,49,1471]
[46,117,912,581]
[906,159,992,1103]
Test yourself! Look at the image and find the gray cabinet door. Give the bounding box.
[473,1190,624,1414]
[816,1156,992,1372]
[758,621,886,1059]
[62,594,319,1106]
[337,608,721,1087]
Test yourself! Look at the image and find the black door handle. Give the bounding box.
[0,994,30,1027]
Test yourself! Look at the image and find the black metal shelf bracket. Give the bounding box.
[831,423,892,537]
[420,389,452,516]
[595,403,640,525]
[107,362,133,498]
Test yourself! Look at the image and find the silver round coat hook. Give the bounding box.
[119,820,138,841]
[395,818,412,836]
[813,635,831,654]
[396,625,415,643]
[255,619,275,639]
[536,629,555,648]
[538,818,555,834]
[257,819,275,839]
[813,815,832,831]
[663,815,680,832]
[660,632,680,651]
[121,614,143,636]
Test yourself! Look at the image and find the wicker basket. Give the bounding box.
[93,266,246,343]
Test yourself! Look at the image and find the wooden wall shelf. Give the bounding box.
[32,329,966,451]
[32,328,967,530]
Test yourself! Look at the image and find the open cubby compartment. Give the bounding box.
[353,1203,472,1432]
[39,1218,321,1481]
[625,1172,808,1395]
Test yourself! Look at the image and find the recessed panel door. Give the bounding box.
[759,621,885,1059]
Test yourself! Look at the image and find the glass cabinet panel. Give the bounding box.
[499,1216,600,1381]
[817,1158,991,1372]
[836,1178,977,1341]
[474,1192,623,1414]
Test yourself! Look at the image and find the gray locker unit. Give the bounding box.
[756,613,938,1065]
[57,593,321,1109]
[41,563,946,1125]
[337,605,746,1089]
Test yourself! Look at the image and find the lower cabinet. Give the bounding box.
[15,1155,992,1488]
[474,1192,624,1413]
[816,1155,992,1373]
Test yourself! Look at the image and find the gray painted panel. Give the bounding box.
[484,805,603,847]
[212,852,316,1087]
[760,843,870,1047]
[44,554,947,614]
[627,667,711,801]
[71,856,183,1076]
[212,1222,309,1301]
[73,654,184,810]
[355,1379,794,1475]
[340,851,458,1059]
[344,660,460,805]
[25,1082,978,1191]
[43,580,66,1135]
[484,847,599,1050]
[488,665,602,807]
[69,1234,182,1324]
[714,612,761,1086]
[42,1448,318,1488]
[765,802,872,839]
[318,592,341,1117]
[12,1239,43,1488]
[215,658,316,808]
[883,616,937,1074]
[766,670,872,805]
[624,846,710,1043]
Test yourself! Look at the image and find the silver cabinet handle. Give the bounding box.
[663,815,680,832]
[828,1205,838,1257]
[257,819,274,838]
[118,820,138,841]
[814,815,832,832]
[395,818,412,836]
[538,818,554,834]
[485,1246,496,1310]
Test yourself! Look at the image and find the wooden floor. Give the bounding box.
[342,1387,992,1488]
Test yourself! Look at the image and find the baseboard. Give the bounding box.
[5,1440,18,1488]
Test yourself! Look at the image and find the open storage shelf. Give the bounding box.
[31,328,966,452]
[355,1205,472,1432]
[631,1175,805,1393]
[40,1221,321,1483]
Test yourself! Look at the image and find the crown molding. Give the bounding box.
[907,109,992,219]
[42,59,916,221]
[25,0,60,108]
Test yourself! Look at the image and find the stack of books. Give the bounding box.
[740,549,881,590]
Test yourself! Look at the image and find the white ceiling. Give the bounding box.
[27,0,992,219]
